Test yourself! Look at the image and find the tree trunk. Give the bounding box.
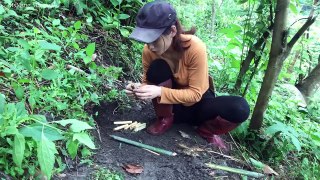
[249,0,317,129]
[249,0,290,129]
[296,57,320,102]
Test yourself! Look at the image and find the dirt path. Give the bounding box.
[61,102,248,180]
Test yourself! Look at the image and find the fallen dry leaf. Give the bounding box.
[122,164,143,174]
[263,165,279,176]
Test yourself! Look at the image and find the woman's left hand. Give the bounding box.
[133,85,161,100]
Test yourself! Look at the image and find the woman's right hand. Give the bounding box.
[125,82,141,97]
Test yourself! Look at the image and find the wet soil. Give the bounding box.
[59,101,251,180]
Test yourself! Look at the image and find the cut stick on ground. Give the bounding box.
[113,124,130,131]
[110,135,177,156]
[134,123,146,132]
[129,121,138,130]
[114,121,132,125]
[206,163,265,178]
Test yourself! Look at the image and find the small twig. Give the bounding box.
[228,133,252,167]
[206,150,244,163]
[64,156,71,170]
[66,65,87,74]
[95,123,102,143]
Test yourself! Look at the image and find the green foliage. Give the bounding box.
[0,0,143,178]
[167,0,320,178]
[90,167,124,180]
[0,93,95,179]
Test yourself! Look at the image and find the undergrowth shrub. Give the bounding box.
[0,0,143,178]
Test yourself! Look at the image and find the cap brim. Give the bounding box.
[129,27,166,43]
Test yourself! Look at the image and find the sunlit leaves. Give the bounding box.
[13,133,25,167]
[118,14,130,20]
[66,139,79,159]
[52,19,60,26]
[12,83,24,100]
[54,119,93,132]
[0,5,5,15]
[0,93,5,113]
[39,40,61,51]
[85,43,95,57]
[73,132,96,149]
[74,21,82,30]
[19,124,64,141]
[265,122,302,151]
[37,131,58,179]
[41,69,60,80]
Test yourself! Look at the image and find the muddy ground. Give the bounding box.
[58,101,255,180]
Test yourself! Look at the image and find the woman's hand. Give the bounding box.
[125,82,141,97]
[133,85,161,100]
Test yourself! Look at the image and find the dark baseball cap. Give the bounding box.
[129,1,177,43]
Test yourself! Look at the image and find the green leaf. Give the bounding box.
[118,14,130,20]
[86,16,93,23]
[0,5,5,15]
[4,0,13,6]
[54,119,93,132]
[39,40,61,51]
[67,139,79,159]
[37,132,57,179]
[110,0,120,7]
[34,27,40,34]
[289,3,298,14]
[13,133,25,167]
[18,39,30,49]
[73,132,96,149]
[85,43,95,57]
[265,122,288,135]
[90,93,99,103]
[289,134,301,151]
[13,84,24,100]
[5,126,19,135]
[0,93,5,113]
[83,56,92,64]
[120,28,130,37]
[52,19,60,26]
[74,21,82,30]
[15,102,27,117]
[249,158,264,169]
[19,124,64,141]
[41,69,60,80]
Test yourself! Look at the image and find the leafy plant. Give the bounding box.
[0,93,95,179]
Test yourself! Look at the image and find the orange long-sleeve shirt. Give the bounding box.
[142,34,209,106]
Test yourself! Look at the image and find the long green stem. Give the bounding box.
[206,163,265,178]
[110,135,177,156]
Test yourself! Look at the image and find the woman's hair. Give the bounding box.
[163,19,196,52]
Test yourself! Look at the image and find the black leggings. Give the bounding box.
[146,59,250,125]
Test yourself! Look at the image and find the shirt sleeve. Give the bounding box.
[141,45,152,84]
[160,40,209,106]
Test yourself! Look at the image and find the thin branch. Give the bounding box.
[287,17,316,48]
[288,18,309,29]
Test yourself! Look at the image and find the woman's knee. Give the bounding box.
[222,96,250,123]
[146,59,173,84]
